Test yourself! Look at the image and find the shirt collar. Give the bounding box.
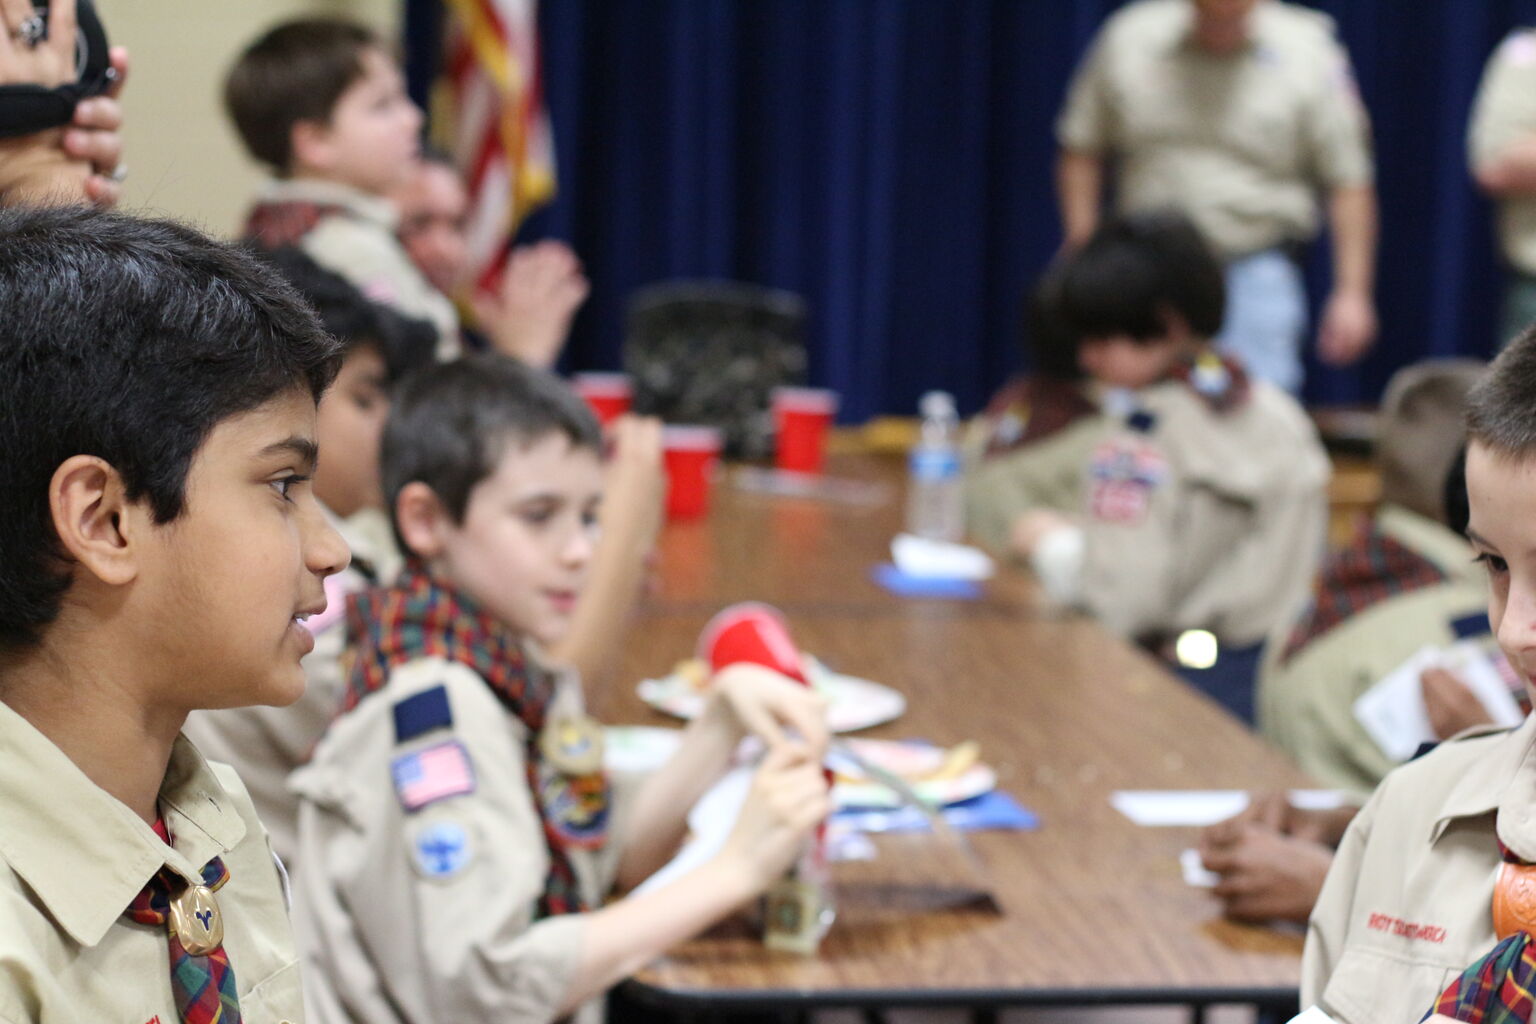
[1172,1,1273,55]
[1430,714,1536,850]
[0,701,246,947]
[254,177,399,231]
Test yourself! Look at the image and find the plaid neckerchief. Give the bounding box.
[241,199,347,251]
[1426,931,1536,1023]
[123,818,241,1024]
[344,562,605,917]
[1280,515,1448,664]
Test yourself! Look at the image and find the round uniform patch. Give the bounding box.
[411,820,474,880]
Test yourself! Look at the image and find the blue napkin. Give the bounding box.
[871,563,983,599]
[832,790,1038,834]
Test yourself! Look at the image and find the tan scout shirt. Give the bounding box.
[1078,378,1328,647]
[1258,506,1489,798]
[291,656,637,1024]
[1469,30,1536,276]
[0,701,303,1023]
[1302,715,1536,1022]
[964,414,1110,554]
[1057,0,1373,258]
[251,179,460,359]
[185,506,400,867]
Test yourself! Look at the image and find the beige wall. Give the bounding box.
[98,0,401,237]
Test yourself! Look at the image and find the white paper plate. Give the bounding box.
[829,738,997,809]
[637,656,906,733]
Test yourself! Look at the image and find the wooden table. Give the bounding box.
[593,454,1312,1015]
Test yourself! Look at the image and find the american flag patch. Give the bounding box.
[392,740,476,812]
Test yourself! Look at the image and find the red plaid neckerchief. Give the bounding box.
[241,199,347,251]
[1427,930,1536,1023]
[124,817,241,1024]
[978,376,1099,459]
[344,562,606,916]
[1163,350,1251,414]
[1280,515,1448,664]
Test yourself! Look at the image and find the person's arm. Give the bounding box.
[1056,149,1104,250]
[563,742,830,1013]
[615,662,828,890]
[547,415,664,688]
[473,240,590,369]
[1315,183,1378,367]
[1475,136,1536,196]
[0,0,93,205]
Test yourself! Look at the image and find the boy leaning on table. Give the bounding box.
[0,205,349,1021]
[290,353,832,1024]
[1302,325,1536,1022]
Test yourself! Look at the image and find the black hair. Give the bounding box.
[1022,263,1084,380]
[1468,322,1536,458]
[225,18,380,173]
[1055,210,1226,344]
[0,206,340,648]
[1442,446,1470,537]
[381,354,603,554]
[260,247,436,384]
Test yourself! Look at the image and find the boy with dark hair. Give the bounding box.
[978,211,1329,720]
[185,246,436,866]
[292,353,830,1024]
[0,205,348,1019]
[1302,325,1536,1020]
[225,18,459,355]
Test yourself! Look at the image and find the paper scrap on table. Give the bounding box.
[634,766,752,895]
[732,466,891,507]
[1353,641,1525,764]
[891,533,995,580]
[1286,1008,1339,1024]
[1180,848,1219,888]
[1110,789,1350,827]
[871,564,983,599]
[833,790,1038,834]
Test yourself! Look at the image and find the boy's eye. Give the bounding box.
[270,475,308,503]
[1474,551,1510,576]
[519,504,557,526]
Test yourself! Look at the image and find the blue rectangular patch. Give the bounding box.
[393,685,453,743]
[391,739,476,811]
[1449,612,1491,641]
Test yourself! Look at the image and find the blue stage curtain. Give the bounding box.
[403,0,1536,419]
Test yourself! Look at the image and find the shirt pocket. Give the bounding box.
[1321,946,1457,1024]
[238,958,305,1024]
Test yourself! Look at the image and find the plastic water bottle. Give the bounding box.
[906,390,964,542]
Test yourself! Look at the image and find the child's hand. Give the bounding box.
[601,414,665,552]
[717,743,832,891]
[1198,822,1333,924]
[1420,665,1494,740]
[1009,507,1072,557]
[709,662,829,758]
[475,239,590,369]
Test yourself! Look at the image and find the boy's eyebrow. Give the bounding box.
[259,436,319,472]
[1466,527,1494,549]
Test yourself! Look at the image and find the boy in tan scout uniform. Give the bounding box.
[1469,27,1536,346]
[226,19,460,358]
[1301,326,1536,1021]
[0,207,350,1021]
[184,249,435,867]
[291,355,831,1024]
[1057,0,1377,392]
[993,211,1328,721]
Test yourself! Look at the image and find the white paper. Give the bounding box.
[1180,847,1219,888]
[1353,641,1524,764]
[1287,1007,1339,1024]
[633,767,753,895]
[891,533,995,580]
[1110,789,1349,827]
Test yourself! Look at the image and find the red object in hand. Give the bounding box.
[700,602,807,683]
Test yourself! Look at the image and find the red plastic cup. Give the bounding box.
[699,602,807,682]
[661,425,723,520]
[572,372,633,426]
[772,387,839,474]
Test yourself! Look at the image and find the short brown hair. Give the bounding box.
[1467,324,1536,458]
[225,19,379,174]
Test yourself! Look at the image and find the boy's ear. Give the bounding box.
[48,455,141,586]
[1158,306,1193,344]
[289,118,333,175]
[395,482,450,559]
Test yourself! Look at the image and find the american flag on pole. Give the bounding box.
[435,0,557,293]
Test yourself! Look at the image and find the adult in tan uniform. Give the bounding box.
[1057,0,1377,393]
[1001,213,1328,721]
[1469,28,1536,346]
[1302,327,1536,1021]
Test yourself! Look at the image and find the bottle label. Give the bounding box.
[910,448,960,481]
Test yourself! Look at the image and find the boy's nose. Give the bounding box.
[307,508,352,578]
[1499,587,1536,674]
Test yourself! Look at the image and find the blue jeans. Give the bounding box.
[1215,248,1308,395]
